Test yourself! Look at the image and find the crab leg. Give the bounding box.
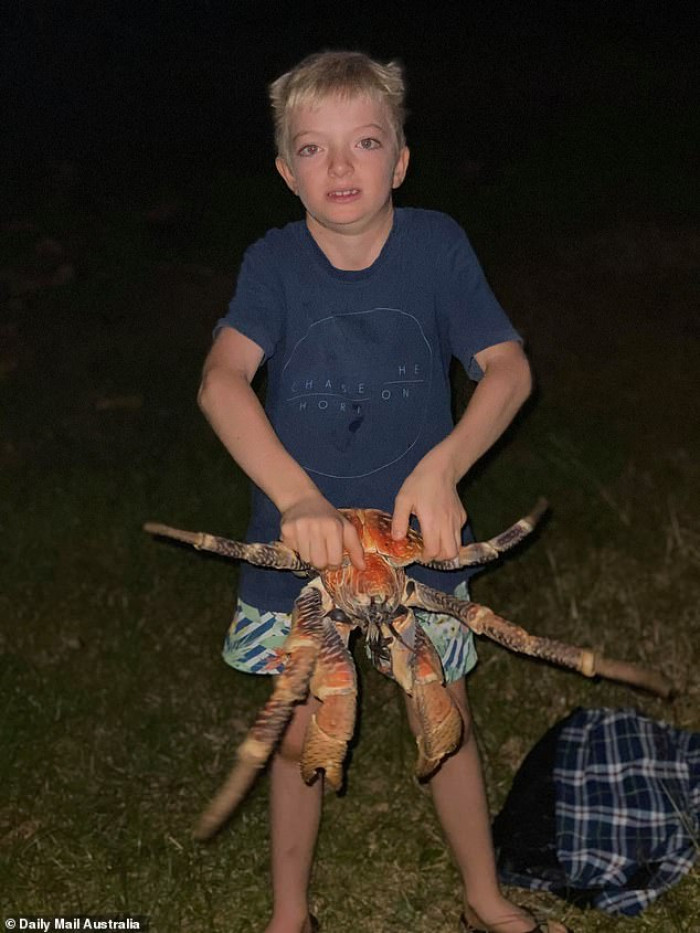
[193,583,327,841]
[144,521,309,572]
[418,499,548,570]
[371,609,417,691]
[408,582,673,698]
[409,623,464,778]
[301,621,357,790]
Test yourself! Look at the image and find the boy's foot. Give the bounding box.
[459,907,571,933]
[265,915,318,933]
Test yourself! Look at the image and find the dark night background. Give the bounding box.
[2,0,696,223]
[2,4,700,929]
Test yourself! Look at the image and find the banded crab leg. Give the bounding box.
[193,582,328,841]
[143,521,310,573]
[417,499,548,571]
[406,581,673,699]
[301,620,357,790]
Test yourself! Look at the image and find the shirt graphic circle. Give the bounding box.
[278,307,432,478]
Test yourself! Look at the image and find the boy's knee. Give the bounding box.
[275,697,317,764]
[446,678,473,743]
[277,728,305,764]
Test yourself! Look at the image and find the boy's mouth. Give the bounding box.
[327,188,360,202]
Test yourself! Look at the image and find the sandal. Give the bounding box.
[459,909,572,933]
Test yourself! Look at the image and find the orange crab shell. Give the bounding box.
[322,550,405,613]
[339,508,424,565]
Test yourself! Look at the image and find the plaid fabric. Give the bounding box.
[222,581,477,683]
[498,707,700,915]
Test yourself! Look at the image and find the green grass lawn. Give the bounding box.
[1,152,699,933]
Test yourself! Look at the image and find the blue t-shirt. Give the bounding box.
[217,207,521,611]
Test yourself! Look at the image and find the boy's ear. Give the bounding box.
[276,156,298,195]
[392,146,410,190]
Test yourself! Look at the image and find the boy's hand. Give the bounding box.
[280,494,365,571]
[391,448,466,561]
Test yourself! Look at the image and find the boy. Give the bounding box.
[199,51,570,933]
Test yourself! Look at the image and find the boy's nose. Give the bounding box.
[328,150,353,176]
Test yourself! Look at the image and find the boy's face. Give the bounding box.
[276,94,409,238]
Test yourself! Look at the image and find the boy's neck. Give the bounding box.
[306,203,395,271]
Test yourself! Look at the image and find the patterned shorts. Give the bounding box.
[222,581,477,684]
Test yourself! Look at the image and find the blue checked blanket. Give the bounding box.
[494,707,700,915]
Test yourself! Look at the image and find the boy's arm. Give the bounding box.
[198,327,364,570]
[391,340,532,561]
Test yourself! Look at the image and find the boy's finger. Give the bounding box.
[343,522,366,569]
[420,528,439,561]
[326,530,344,569]
[308,537,327,570]
[436,525,461,561]
[281,528,302,558]
[391,500,411,540]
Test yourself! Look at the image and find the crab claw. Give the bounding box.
[410,626,464,778]
[301,696,352,790]
[300,620,357,790]
[413,680,464,778]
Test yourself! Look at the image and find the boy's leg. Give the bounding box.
[406,679,566,933]
[266,695,322,933]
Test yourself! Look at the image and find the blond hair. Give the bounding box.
[269,50,407,162]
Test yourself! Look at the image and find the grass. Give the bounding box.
[1,143,699,932]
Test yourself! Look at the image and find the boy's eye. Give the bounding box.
[298,144,319,157]
[357,137,381,150]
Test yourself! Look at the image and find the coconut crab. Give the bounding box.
[144,500,672,840]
